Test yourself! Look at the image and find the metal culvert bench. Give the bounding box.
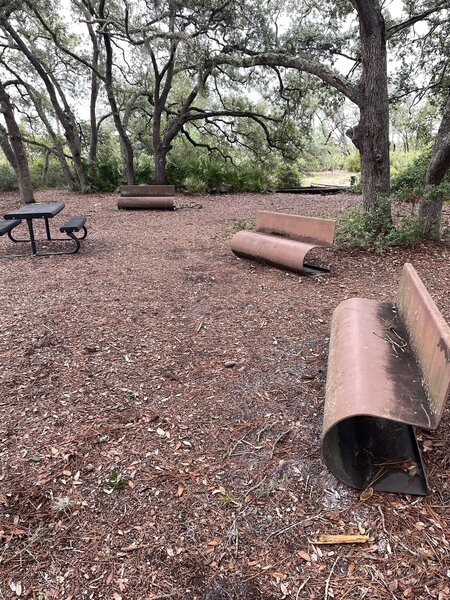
[322,263,450,495]
[118,184,175,210]
[230,211,336,275]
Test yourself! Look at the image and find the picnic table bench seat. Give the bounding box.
[230,211,336,275]
[59,215,87,253]
[322,263,450,495]
[118,184,175,210]
[0,219,21,237]
[60,215,87,233]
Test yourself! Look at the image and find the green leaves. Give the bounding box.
[103,469,128,494]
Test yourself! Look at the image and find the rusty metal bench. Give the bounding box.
[118,184,175,210]
[322,263,450,495]
[230,211,336,275]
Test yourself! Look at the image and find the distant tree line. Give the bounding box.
[0,0,449,238]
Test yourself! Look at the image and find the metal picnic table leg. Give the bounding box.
[26,218,37,255]
[44,217,52,240]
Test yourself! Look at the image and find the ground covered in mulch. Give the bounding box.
[0,189,449,600]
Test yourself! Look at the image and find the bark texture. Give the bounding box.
[3,21,89,192]
[98,0,135,185]
[349,0,391,214]
[0,80,34,203]
[0,121,18,171]
[419,92,450,238]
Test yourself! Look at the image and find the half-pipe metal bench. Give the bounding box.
[322,263,450,495]
[230,211,336,275]
[118,184,175,210]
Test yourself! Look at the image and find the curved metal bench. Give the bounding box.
[118,184,175,210]
[230,211,336,275]
[322,263,450,495]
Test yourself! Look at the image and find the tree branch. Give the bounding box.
[209,54,359,104]
[387,1,449,38]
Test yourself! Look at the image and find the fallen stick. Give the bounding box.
[310,534,369,545]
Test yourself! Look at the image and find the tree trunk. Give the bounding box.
[0,121,18,171]
[419,92,450,238]
[101,15,135,184]
[154,145,168,184]
[0,81,34,203]
[89,65,99,165]
[3,22,89,192]
[41,149,50,186]
[26,85,77,190]
[348,0,391,217]
[84,16,100,164]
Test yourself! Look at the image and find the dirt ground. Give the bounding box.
[0,189,449,600]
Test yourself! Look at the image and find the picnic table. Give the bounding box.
[1,202,87,257]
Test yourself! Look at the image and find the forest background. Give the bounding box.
[0,0,449,242]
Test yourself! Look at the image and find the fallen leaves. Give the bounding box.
[0,190,449,599]
[359,487,374,501]
[206,537,222,547]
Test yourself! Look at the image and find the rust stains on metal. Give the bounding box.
[230,211,336,275]
[256,211,336,245]
[118,196,175,210]
[120,184,175,197]
[322,263,450,496]
[396,262,450,425]
[118,185,175,210]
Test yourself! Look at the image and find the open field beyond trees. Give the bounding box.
[0,190,449,599]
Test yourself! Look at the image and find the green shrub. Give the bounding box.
[349,174,362,193]
[390,149,431,200]
[391,149,450,209]
[134,154,155,184]
[345,150,420,177]
[166,150,273,194]
[273,162,303,188]
[29,157,69,189]
[389,150,420,175]
[0,161,18,190]
[183,175,208,195]
[238,165,273,192]
[230,217,255,231]
[345,152,361,173]
[336,197,423,251]
[87,154,124,191]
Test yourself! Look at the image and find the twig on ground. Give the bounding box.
[324,556,339,600]
[265,516,320,542]
[270,428,293,459]
[296,577,310,599]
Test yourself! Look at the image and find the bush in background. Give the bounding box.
[86,153,123,192]
[134,153,155,184]
[345,152,361,173]
[273,162,303,188]
[345,150,422,178]
[166,151,273,194]
[335,197,424,251]
[30,157,70,189]
[0,161,18,191]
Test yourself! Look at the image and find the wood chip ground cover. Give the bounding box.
[0,190,449,599]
